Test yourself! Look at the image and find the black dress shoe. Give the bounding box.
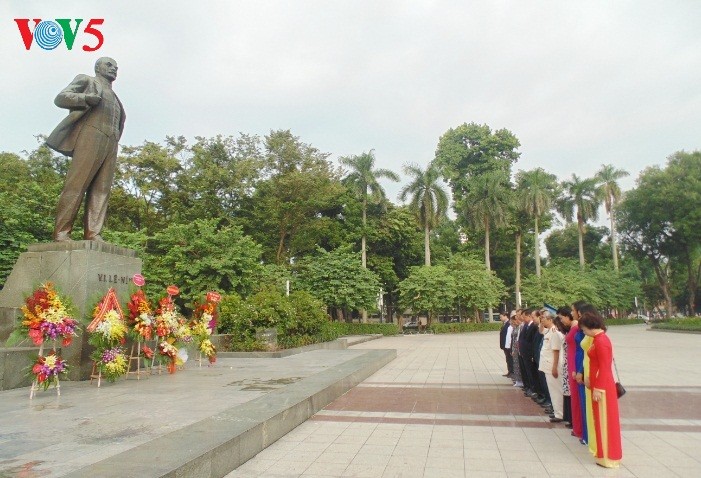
[550,417,564,423]
[548,414,555,419]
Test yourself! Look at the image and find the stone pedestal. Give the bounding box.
[0,241,141,380]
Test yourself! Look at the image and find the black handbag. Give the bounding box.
[614,359,625,398]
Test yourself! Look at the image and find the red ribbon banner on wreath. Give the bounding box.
[87,288,125,332]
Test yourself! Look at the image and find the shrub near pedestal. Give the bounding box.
[218,290,337,351]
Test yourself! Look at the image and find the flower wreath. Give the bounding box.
[88,289,129,382]
[21,283,78,347]
[31,350,68,390]
[190,292,220,364]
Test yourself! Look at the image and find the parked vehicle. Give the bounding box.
[482,312,501,322]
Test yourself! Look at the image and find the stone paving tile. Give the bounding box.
[232,325,701,477]
[341,464,386,477]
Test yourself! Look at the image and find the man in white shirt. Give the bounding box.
[539,310,565,422]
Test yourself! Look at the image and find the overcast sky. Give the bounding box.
[2,0,700,211]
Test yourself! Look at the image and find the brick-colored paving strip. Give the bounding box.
[232,326,701,477]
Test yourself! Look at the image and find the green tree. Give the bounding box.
[589,262,642,315]
[245,130,345,264]
[398,162,449,266]
[619,152,701,315]
[296,246,380,321]
[545,224,609,265]
[144,218,263,305]
[434,122,521,203]
[444,253,507,321]
[617,171,675,317]
[557,174,602,270]
[521,259,599,307]
[177,134,264,223]
[0,147,63,285]
[463,171,511,273]
[510,212,527,309]
[111,139,184,231]
[596,164,629,272]
[516,168,558,278]
[398,265,456,324]
[366,205,424,318]
[339,150,399,268]
[663,152,701,313]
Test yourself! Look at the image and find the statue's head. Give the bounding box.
[94,57,118,82]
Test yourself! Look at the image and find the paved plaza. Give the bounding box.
[0,343,393,477]
[231,325,701,478]
[1,325,700,477]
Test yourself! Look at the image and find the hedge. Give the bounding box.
[651,317,701,332]
[429,322,502,334]
[328,322,400,336]
[605,318,646,326]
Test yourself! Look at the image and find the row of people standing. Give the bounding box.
[500,304,622,468]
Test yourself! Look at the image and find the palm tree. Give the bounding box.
[399,162,449,266]
[340,150,399,268]
[516,168,559,277]
[464,171,511,272]
[596,164,629,272]
[557,174,602,270]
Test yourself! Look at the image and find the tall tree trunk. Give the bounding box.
[610,209,619,272]
[534,216,541,278]
[484,221,491,271]
[652,261,673,318]
[515,231,522,308]
[686,248,697,315]
[361,198,368,323]
[485,221,493,322]
[662,282,673,318]
[577,216,586,270]
[361,197,367,268]
[424,223,431,266]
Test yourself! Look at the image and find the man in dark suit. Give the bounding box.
[518,308,535,394]
[47,57,126,242]
[499,312,513,377]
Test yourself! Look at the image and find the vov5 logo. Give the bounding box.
[14,19,104,51]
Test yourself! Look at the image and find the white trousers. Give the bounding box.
[545,371,564,419]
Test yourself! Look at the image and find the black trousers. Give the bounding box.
[503,348,514,374]
[519,354,534,390]
[563,396,572,423]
